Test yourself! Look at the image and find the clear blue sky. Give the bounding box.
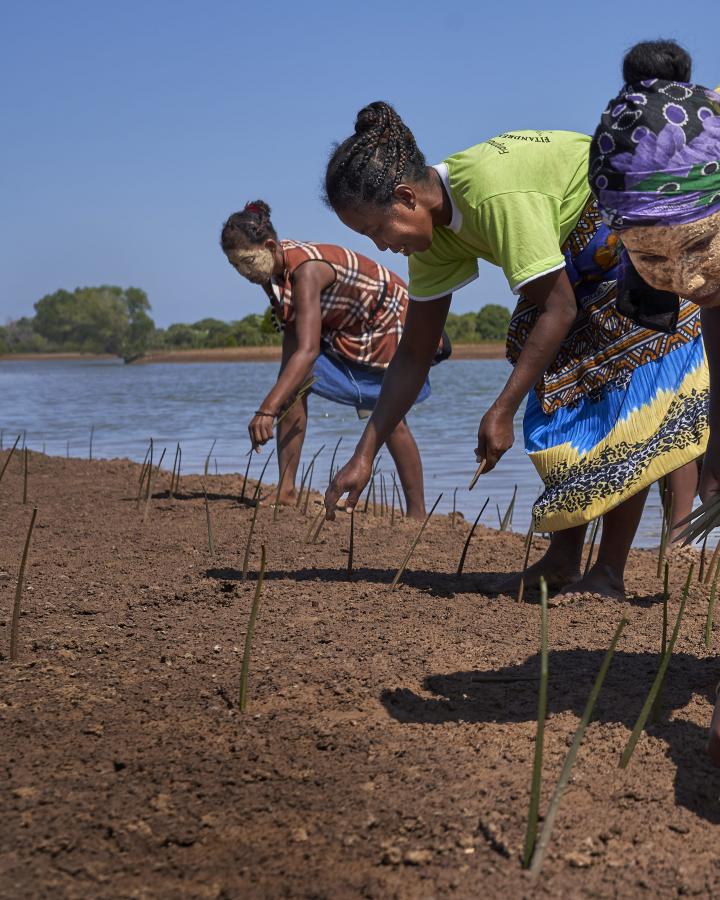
[2,0,717,327]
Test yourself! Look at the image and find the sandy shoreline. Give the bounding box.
[0,342,506,365]
[1,449,718,897]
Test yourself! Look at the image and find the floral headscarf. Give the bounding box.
[589,80,720,229]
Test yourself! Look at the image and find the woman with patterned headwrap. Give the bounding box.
[589,39,720,762]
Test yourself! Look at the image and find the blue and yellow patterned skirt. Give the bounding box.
[507,201,709,532]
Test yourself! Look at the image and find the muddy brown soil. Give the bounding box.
[1,451,720,899]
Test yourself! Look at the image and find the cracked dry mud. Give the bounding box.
[1,451,720,898]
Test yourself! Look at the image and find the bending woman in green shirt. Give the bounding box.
[322,101,708,601]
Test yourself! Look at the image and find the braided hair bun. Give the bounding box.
[324,101,428,209]
[220,200,277,252]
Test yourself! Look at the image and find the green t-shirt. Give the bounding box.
[408,130,592,300]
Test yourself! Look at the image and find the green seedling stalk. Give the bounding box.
[452,487,458,529]
[0,434,21,485]
[517,524,534,604]
[22,447,28,505]
[347,510,355,580]
[329,436,342,484]
[310,513,325,544]
[143,447,166,523]
[299,444,325,513]
[704,539,720,586]
[304,508,325,544]
[371,476,378,517]
[522,576,549,868]
[380,473,387,518]
[583,518,601,577]
[529,616,628,879]
[202,482,215,555]
[136,439,153,507]
[391,474,397,526]
[676,493,720,544]
[705,553,720,649]
[468,458,487,491]
[652,562,671,723]
[362,474,374,514]
[250,448,276,506]
[275,376,316,426]
[295,462,311,508]
[239,544,267,712]
[500,485,517,532]
[0,430,3,450]
[700,532,709,583]
[390,493,442,590]
[240,448,253,502]
[169,443,181,498]
[620,564,693,769]
[302,461,315,516]
[242,479,265,582]
[204,439,217,477]
[273,460,291,522]
[137,442,152,485]
[89,425,94,461]
[496,503,502,528]
[457,498,490,576]
[66,440,70,458]
[657,490,674,577]
[10,506,38,661]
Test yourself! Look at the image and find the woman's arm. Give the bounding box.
[699,306,720,502]
[476,268,577,471]
[324,295,452,517]
[248,261,333,450]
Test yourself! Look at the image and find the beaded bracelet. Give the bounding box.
[253,410,275,417]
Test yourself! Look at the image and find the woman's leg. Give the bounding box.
[557,486,649,601]
[385,418,426,520]
[481,524,587,594]
[663,460,700,543]
[275,394,308,505]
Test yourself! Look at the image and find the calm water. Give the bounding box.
[0,357,669,547]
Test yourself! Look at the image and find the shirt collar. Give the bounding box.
[432,162,463,233]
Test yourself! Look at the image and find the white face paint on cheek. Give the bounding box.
[228,248,275,283]
[622,212,720,304]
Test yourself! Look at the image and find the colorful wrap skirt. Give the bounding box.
[506,201,709,532]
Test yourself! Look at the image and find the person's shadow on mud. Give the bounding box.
[381,648,720,823]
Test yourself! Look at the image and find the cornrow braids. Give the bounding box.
[220,200,277,252]
[324,101,429,210]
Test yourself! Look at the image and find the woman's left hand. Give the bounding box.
[475,404,515,473]
[248,412,275,451]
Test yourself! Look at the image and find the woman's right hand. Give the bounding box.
[324,453,374,520]
[248,411,275,451]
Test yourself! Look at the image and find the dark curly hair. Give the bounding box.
[621,39,692,84]
[324,101,429,210]
[220,200,277,253]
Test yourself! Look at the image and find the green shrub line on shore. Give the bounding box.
[1,285,511,363]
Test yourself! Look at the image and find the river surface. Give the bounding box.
[0,357,671,547]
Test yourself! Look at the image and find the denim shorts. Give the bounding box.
[311,350,431,419]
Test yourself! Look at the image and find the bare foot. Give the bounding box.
[405,507,427,521]
[549,563,625,606]
[276,489,298,507]
[477,552,581,596]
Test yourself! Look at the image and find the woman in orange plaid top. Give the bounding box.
[221,200,448,517]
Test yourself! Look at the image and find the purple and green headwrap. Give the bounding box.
[589,79,720,229]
